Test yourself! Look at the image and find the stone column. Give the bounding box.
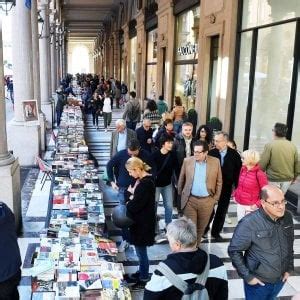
[61,35,65,77]
[7,0,41,166]
[136,11,146,107]
[113,31,120,79]
[56,40,60,86]
[50,28,57,93]
[157,0,175,110]
[58,29,63,81]
[122,24,129,88]
[31,0,46,151]
[39,1,53,127]
[0,18,21,227]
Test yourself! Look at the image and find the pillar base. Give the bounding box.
[7,120,41,166]
[40,113,46,151]
[0,158,21,230]
[41,101,53,129]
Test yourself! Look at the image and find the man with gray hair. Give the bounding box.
[259,122,298,194]
[228,185,294,299]
[110,119,137,157]
[144,217,228,299]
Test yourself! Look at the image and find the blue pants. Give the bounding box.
[118,187,130,241]
[155,184,173,225]
[244,280,284,300]
[135,246,149,280]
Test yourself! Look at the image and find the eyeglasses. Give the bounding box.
[194,151,205,154]
[264,199,287,208]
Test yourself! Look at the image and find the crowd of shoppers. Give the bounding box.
[55,74,298,299]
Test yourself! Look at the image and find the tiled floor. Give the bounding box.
[16,108,300,299]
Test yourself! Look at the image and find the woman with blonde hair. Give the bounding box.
[125,157,156,290]
[233,149,268,221]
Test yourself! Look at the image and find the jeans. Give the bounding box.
[155,184,173,225]
[244,280,284,300]
[118,187,130,241]
[173,120,183,134]
[135,246,149,280]
[126,121,137,131]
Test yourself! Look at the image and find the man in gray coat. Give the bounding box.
[228,185,294,299]
[110,119,137,157]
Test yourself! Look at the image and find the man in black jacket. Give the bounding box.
[0,202,22,299]
[228,185,294,299]
[207,131,241,240]
[173,122,196,178]
[135,119,153,153]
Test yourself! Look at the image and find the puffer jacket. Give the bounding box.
[228,208,294,284]
[233,164,268,207]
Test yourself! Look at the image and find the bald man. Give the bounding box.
[228,185,294,300]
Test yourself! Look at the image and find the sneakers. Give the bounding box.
[226,217,232,224]
[118,240,129,252]
[155,232,167,244]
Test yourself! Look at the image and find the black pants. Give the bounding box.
[0,270,21,300]
[56,110,62,127]
[92,110,99,126]
[206,185,232,236]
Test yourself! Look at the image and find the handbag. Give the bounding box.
[111,204,134,228]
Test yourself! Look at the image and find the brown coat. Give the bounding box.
[177,155,222,210]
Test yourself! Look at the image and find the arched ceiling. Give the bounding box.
[62,0,120,42]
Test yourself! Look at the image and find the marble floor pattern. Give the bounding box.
[16,110,300,299]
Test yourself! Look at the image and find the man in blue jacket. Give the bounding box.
[0,202,22,299]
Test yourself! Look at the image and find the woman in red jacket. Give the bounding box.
[233,150,268,221]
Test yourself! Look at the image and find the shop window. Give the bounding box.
[234,32,252,150]
[174,6,199,110]
[130,36,137,92]
[242,0,300,29]
[248,23,295,152]
[146,28,158,100]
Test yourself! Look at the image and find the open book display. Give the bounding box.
[30,106,131,300]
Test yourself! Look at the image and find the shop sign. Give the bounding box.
[177,42,198,56]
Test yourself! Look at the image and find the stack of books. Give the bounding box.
[30,107,131,299]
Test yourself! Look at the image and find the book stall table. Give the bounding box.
[30,106,131,300]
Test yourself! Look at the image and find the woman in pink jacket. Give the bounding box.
[233,149,268,221]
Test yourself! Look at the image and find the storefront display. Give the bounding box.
[129,36,137,92]
[174,6,200,110]
[146,28,158,100]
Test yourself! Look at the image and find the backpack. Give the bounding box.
[127,103,140,121]
[156,252,210,300]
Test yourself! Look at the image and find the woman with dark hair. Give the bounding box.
[195,125,213,148]
[143,100,162,129]
[171,96,185,134]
